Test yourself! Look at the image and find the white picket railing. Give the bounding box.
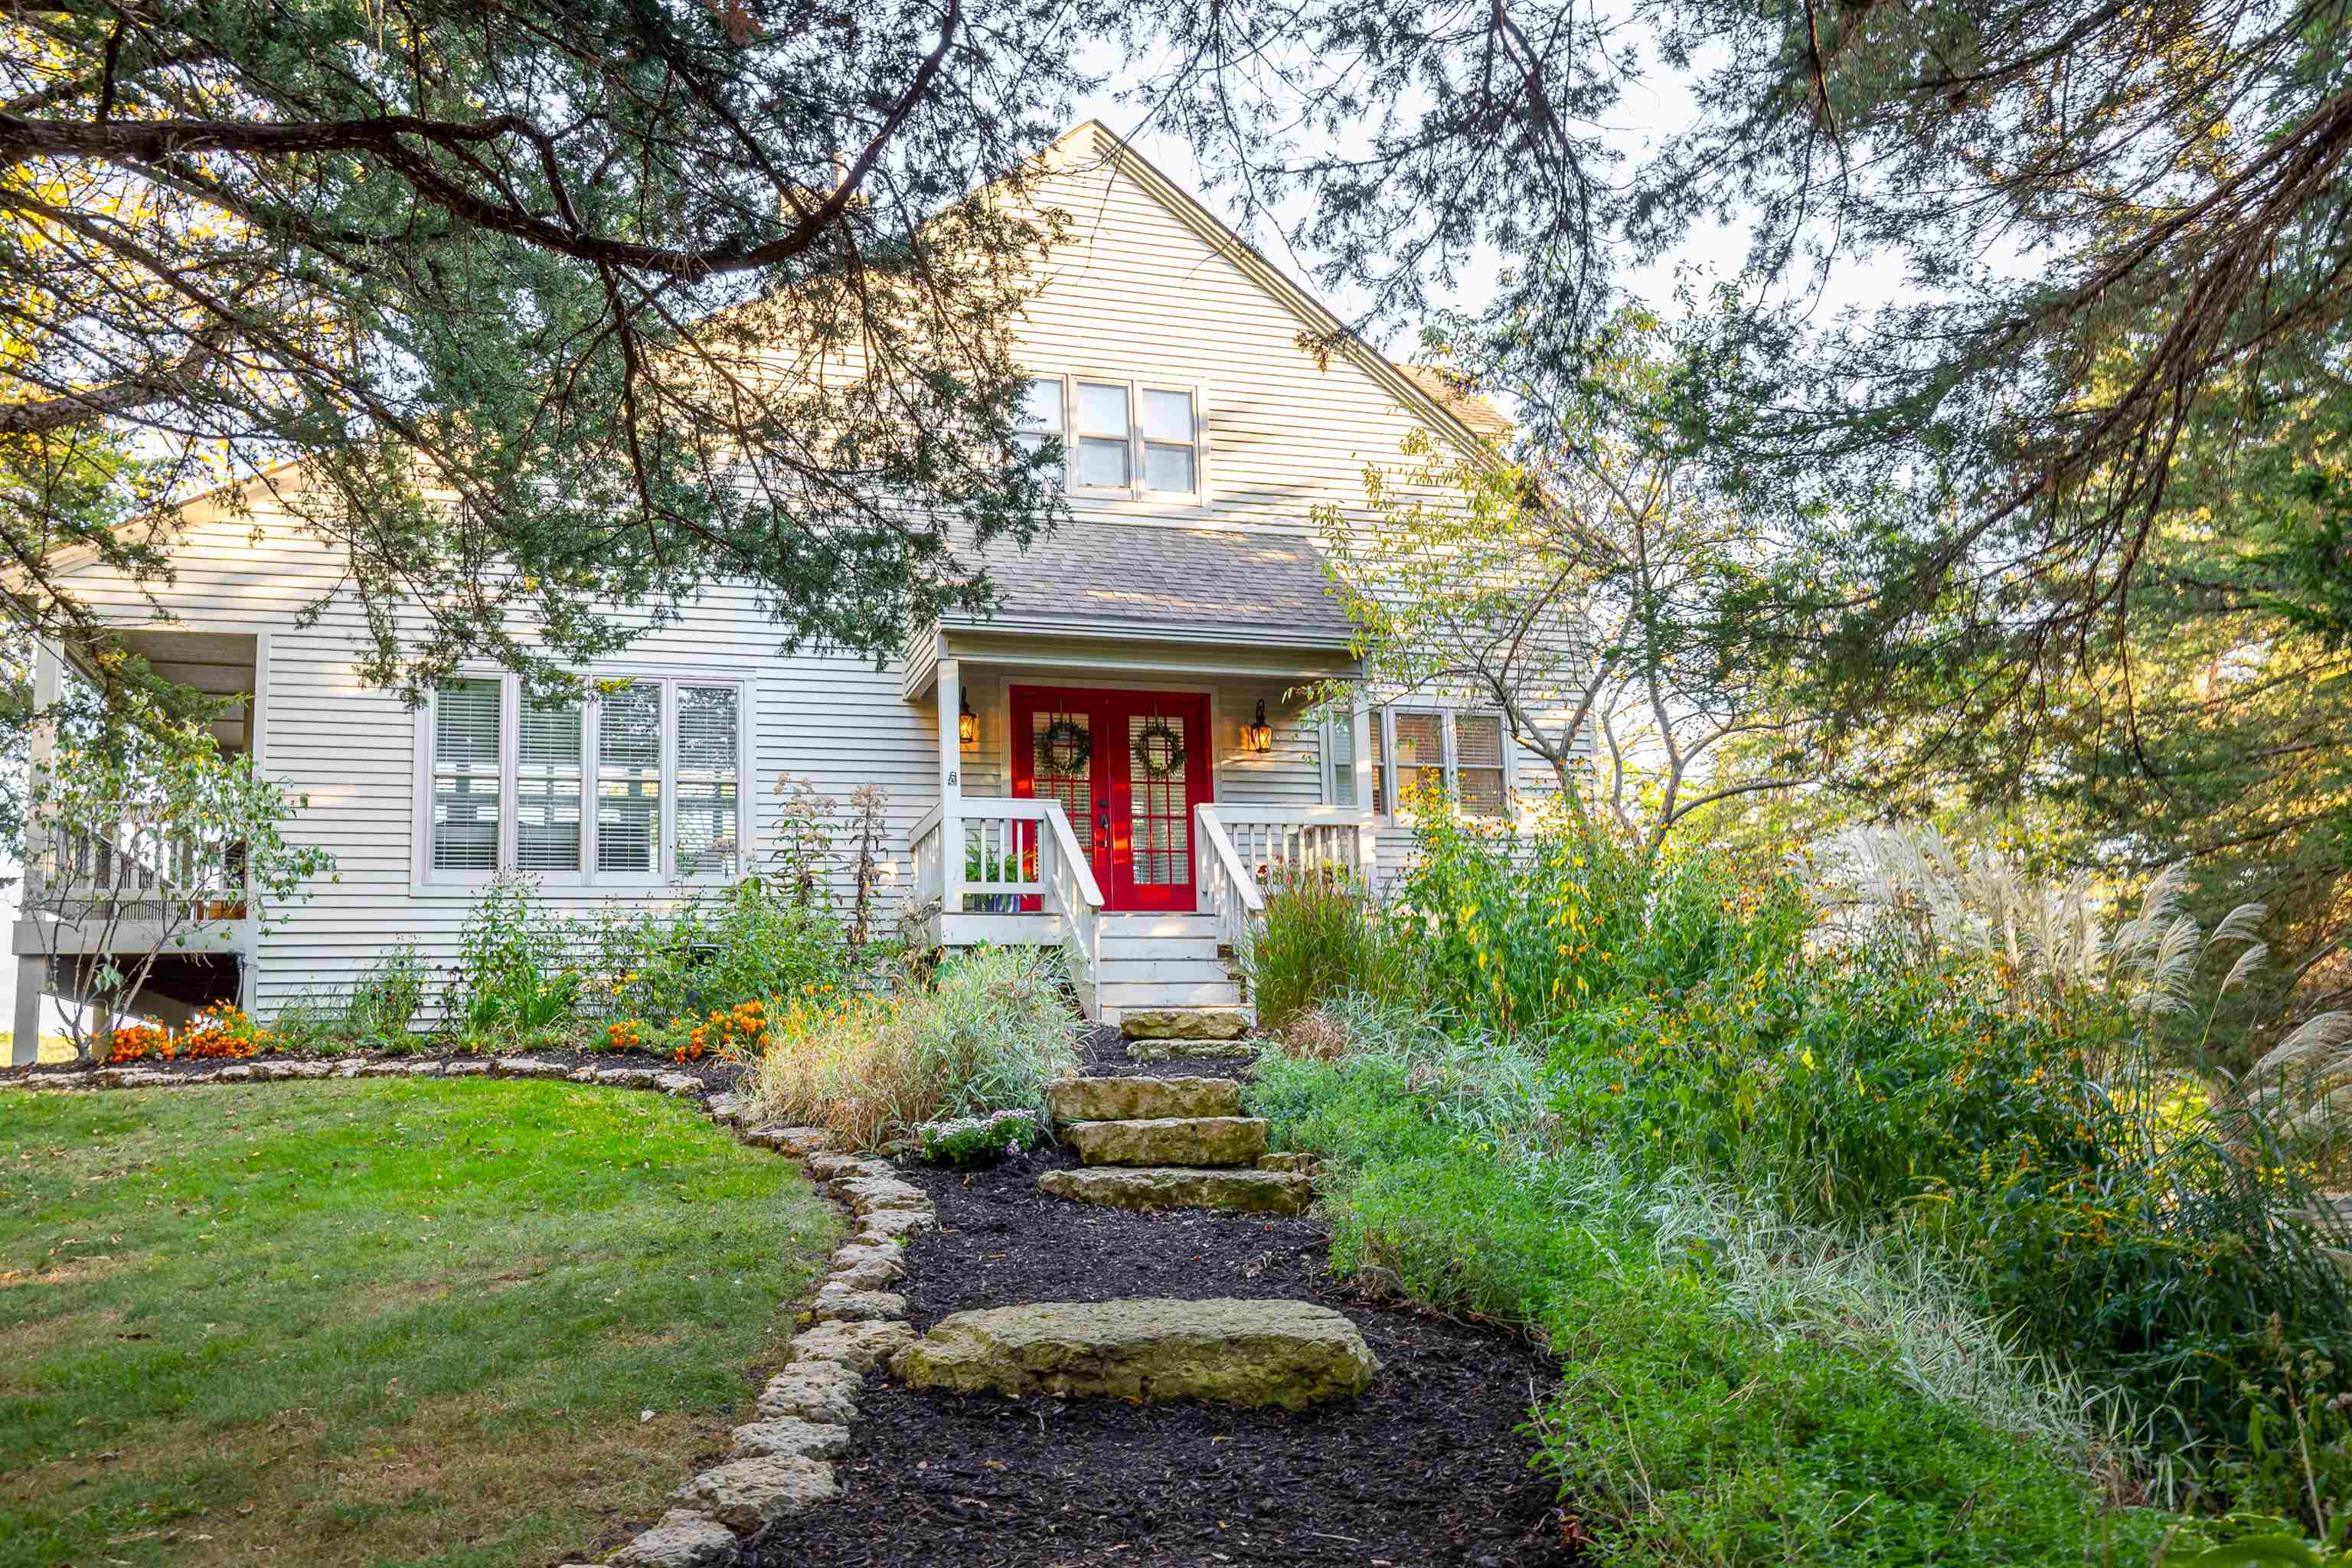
[1039,800,1104,998]
[1193,805,1266,956]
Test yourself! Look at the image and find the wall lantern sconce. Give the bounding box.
[958,692,979,749]
[1242,698,1275,754]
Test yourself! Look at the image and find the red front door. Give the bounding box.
[1008,685,1212,913]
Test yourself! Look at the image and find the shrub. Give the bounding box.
[449,875,583,1044]
[1238,867,1401,1029]
[913,1108,1047,1165]
[596,878,847,1021]
[344,943,427,1042]
[748,947,1081,1149]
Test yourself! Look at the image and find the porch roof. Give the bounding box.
[948,522,1357,646]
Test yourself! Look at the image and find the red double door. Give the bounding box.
[1009,685,1211,913]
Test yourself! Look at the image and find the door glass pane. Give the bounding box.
[516,696,583,871]
[1140,388,1192,441]
[431,679,501,871]
[1455,714,1506,818]
[598,684,662,874]
[1128,710,1191,887]
[1393,711,1445,807]
[1031,707,1094,852]
[1142,443,1195,492]
[1076,436,1130,488]
[675,685,740,877]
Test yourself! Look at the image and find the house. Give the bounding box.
[9,121,1560,1058]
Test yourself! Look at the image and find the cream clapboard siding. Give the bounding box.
[47,122,1576,1014]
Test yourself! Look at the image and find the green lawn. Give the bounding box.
[0,1080,839,1568]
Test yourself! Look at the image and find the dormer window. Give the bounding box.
[1018,374,1205,501]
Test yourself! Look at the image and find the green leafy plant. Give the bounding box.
[344,942,428,1043]
[449,875,583,1045]
[596,877,847,1023]
[1237,866,1401,1030]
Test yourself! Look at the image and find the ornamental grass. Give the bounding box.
[747,947,1082,1151]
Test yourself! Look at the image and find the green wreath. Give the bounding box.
[1037,718,1092,775]
[1131,717,1187,780]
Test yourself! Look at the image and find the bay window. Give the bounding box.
[420,673,745,884]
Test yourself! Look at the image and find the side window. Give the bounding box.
[1392,711,1446,807]
[1327,717,1357,808]
[430,679,501,871]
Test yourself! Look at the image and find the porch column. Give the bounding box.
[936,657,965,916]
[11,639,64,1067]
[1351,698,1378,885]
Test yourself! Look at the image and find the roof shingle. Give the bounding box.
[952,522,1354,643]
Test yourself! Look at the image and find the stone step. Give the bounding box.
[1037,1165,1311,1216]
[1045,1074,1242,1125]
[890,1297,1378,1410]
[1117,1007,1252,1042]
[1063,1115,1268,1168]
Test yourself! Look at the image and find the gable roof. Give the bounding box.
[948,521,1355,646]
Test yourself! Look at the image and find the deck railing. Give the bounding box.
[23,808,246,920]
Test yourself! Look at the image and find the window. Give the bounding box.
[1140,388,1197,492]
[1017,373,1205,498]
[1015,378,1063,481]
[1354,707,1511,820]
[421,674,744,884]
[516,696,583,871]
[430,678,501,871]
[1327,714,1357,808]
[1073,381,1132,488]
[597,683,662,874]
[1454,714,1506,818]
[675,685,742,878]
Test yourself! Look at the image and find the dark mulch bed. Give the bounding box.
[749,1140,1584,1568]
[2,1045,748,1092]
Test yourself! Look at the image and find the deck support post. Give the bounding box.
[936,657,965,917]
[10,958,41,1067]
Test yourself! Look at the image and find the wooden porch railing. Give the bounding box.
[906,798,1101,929]
[1193,805,1377,953]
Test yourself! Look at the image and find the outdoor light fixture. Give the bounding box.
[958,692,979,748]
[1243,699,1274,754]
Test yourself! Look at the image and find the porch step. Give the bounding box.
[1096,936,1222,962]
[1094,958,1230,986]
[1063,1116,1271,1168]
[1098,913,1222,940]
[1096,979,1246,1011]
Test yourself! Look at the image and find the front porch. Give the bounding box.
[900,528,1380,1024]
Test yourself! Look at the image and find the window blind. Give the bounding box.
[597,683,662,874]
[516,697,583,871]
[674,685,740,878]
[1328,717,1357,808]
[1393,712,1446,807]
[431,679,501,870]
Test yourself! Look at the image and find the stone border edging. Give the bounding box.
[3,1054,923,1568]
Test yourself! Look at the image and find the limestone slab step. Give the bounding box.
[1037,1165,1311,1216]
[1117,1007,1251,1040]
[1045,1075,1243,1125]
[1063,1115,1268,1168]
[890,1296,1379,1410]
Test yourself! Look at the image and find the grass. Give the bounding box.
[0,1080,840,1568]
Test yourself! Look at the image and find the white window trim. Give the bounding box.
[1022,371,1210,505]
[412,669,752,893]
[1343,704,1514,822]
